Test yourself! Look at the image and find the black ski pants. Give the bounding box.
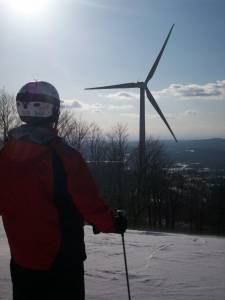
[10,258,85,300]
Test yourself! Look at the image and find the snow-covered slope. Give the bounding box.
[1,221,225,300]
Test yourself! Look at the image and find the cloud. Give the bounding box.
[107,104,134,111]
[70,100,82,108]
[153,80,225,100]
[62,99,134,114]
[183,110,198,116]
[103,91,139,101]
[62,99,103,113]
[98,80,225,102]
[62,100,82,108]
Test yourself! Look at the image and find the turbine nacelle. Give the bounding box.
[137,81,145,87]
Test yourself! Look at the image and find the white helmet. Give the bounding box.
[16,81,60,126]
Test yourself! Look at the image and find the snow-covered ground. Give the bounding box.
[1,221,225,300]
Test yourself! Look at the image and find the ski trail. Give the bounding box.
[147,243,174,263]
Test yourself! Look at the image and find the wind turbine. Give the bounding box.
[85,25,177,164]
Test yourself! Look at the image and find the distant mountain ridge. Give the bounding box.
[162,138,225,169]
[1,138,224,169]
[129,138,225,169]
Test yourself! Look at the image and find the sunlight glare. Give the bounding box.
[7,0,49,15]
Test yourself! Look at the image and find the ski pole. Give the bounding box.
[121,233,131,300]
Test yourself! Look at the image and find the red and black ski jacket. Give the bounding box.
[0,125,115,270]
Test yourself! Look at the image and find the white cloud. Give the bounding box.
[153,80,225,100]
[98,80,225,102]
[183,110,198,116]
[62,99,134,114]
[103,91,139,101]
[62,99,103,113]
[62,99,82,108]
[107,104,134,111]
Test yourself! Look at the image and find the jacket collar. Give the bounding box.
[8,125,58,145]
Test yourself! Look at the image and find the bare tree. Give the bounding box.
[86,123,107,162]
[68,117,93,153]
[105,124,129,208]
[129,137,171,227]
[58,109,92,154]
[182,173,209,232]
[57,109,75,139]
[0,89,19,143]
[106,123,128,162]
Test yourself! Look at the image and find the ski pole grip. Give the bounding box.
[114,210,128,234]
[92,225,101,234]
[116,209,127,217]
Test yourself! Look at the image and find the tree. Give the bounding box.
[206,177,225,234]
[58,110,92,154]
[105,124,129,208]
[106,123,128,162]
[129,137,172,227]
[0,89,19,143]
[57,109,75,139]
[165,172,184,230]
[86,123,106,162]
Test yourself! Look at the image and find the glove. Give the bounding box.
[114,210,128,234]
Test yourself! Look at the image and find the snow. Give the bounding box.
[1,221,225,300]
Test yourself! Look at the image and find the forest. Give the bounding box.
[1,89,225,235]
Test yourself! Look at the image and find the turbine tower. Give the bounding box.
[85,25,177,164]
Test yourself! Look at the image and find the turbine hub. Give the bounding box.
[137,81,145,88]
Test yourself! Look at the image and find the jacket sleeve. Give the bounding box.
[67,151,115,233]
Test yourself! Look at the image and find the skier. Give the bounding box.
[0,81,127,300]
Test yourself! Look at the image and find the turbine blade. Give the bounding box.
[146,88,177,142]
[145,24,175,84]
[85,83,139,90]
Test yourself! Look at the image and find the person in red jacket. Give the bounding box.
[0,81,127,300]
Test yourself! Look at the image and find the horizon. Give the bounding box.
[1,0,225,140]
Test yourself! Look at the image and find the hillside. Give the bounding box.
[163,138,225,169]
[1,138,225,169]
[129,138,225,169]
[1,223,225,300]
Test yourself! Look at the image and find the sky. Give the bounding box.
[0,0,225,140]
